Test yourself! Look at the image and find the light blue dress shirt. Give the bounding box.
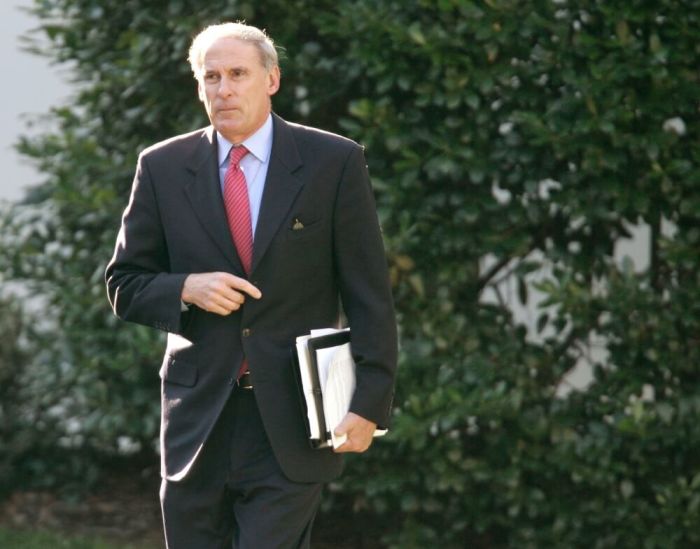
[216,114,273,238]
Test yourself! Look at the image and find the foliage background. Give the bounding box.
[1,0,699,547]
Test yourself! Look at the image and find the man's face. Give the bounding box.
[198,37,280,143]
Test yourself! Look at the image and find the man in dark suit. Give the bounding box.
[105,21,397,548]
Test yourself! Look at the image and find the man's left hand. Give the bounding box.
[333,412,377,453]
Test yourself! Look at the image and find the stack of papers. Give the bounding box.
[294,328,387,449]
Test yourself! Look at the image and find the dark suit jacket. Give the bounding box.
[105,113,397,483]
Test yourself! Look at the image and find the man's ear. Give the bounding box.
[197,79,205,102]
[267,66,281,96]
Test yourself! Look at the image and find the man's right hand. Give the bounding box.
[181,272,262,316]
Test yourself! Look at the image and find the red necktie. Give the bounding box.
[223,145,253,379]
[223,145,253,275]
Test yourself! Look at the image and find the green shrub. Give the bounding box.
[322,2,700,547]
[0,527,154,549]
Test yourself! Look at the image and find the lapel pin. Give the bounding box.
[292,218,304,230]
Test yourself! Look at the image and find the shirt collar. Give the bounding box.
[217,113,273,167]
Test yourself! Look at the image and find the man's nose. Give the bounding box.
[217,77,234,97]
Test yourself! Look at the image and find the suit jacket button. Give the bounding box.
[242,328,251,337]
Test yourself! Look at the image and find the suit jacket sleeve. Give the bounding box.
[105,152,190,333]
[333,144,398,428]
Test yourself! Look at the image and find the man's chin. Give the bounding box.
[214,123,249,143]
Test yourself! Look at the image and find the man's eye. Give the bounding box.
[204,73,219,82]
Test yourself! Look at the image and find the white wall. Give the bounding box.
[0,0,72,202]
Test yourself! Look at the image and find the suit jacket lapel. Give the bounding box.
[252,114,304,274]
[183,127,244,273]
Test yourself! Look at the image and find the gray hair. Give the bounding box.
[188,22,278,78]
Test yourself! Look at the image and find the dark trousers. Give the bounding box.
[160,386,323,548]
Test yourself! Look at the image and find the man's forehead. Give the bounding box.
[203,38,259,64]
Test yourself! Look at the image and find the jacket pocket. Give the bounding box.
[284,208,324,238]
[159,355,198,387]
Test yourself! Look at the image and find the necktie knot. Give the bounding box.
[230,145,249,167]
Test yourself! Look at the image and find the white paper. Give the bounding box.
[319,342,356,448]
[310,328,344,337]
[295,334,320,439]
